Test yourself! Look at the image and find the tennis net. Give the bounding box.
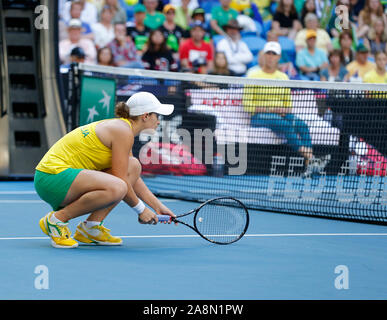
[70,63,387,224]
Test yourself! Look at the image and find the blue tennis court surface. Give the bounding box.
[1,181,387,300]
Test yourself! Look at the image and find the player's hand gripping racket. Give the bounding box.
[157,197,249,245]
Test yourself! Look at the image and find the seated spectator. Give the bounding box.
[296,29,328,81]
[97,46,114,66]
[179,21,214,73]
[108,22,143,68]
[272,0,302,40]
[357,0,387,40]
[243,41,315,168]
[364,17,387,57]
[159,4,187,60]
[91,5,115,49]
[144,0,166,30]
[300,0,317,27]
[337,30,356,65]
[295,13,333,53]
[256,30,299,79]
[102,0,127,24]
[363,51,387,83]
[126,4,151,55]
[61,46,86,68]
[142,29,178,71]
[209,51,236,76]
[62,0,98,26]
[320,50,349,82]
[174,0,193,31]
[210,0,239,36]
[216,19,253,76]
[59,19,97,65]
[190,8,212,42]
[346,43,376,81]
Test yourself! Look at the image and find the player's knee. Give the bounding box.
[128,157,142,180]
[108,179,127,202]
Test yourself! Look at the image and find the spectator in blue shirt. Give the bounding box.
[296,29,328,80]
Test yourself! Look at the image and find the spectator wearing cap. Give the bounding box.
[296,29,328,81]
[190,8,212,42]
[101,0,127,24]
[179,21,214,73]
[143,0,165,30]
[107,22,143,68]
[252,30,298,79]
[159,4,187,60]
[215,19,253,76]
[59,19,97,65]
[243,41,314,167]
[66,0,94,40]
[210,0,239,36]
[294,13,332,53]
[346,44,376,81]
[127,4,151,55]
[174,0,193,31]
[70,47,86,63]
[91,5,115,49]
[62,0,98,26]
[60,46,87,68]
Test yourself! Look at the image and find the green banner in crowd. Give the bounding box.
[79,76,116,126]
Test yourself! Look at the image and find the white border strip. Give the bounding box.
[1,233,387,241]
[78,63,387,91]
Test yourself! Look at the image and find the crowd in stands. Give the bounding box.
[58,0,387,83]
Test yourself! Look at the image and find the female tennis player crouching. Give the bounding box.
[35,92,175,248]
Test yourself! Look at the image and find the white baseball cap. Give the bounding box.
[126,92,174,116]
[68,18,82,29]
[263,41,282,55]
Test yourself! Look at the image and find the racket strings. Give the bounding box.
[195,198,248,244]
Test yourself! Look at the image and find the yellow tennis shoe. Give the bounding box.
[73,222,123,246]
[39,211,78,249]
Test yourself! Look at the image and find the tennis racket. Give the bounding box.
[157,197,249,245]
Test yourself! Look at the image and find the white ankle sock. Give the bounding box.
[50,212,66,224]
[84,221,102,229]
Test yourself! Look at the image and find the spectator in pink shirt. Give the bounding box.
[107,23,144,68]
[59,19,97,65]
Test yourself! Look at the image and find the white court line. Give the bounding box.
[1,233,387,241]
[0,199,178,204]
[0,200,44,203]
[0,191,36,194]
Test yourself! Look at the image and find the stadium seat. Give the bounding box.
[255,20,263,37]
[119,0,135,21]
[246,56,258,69]
[262,20,272,37]
[241,30,259,37]
[242,36,266,56]
[200,0,218,13]
[212,34,225,47]
[278,36,296,63]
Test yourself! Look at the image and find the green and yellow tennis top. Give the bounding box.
[36,118,132,175]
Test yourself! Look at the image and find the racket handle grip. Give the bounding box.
[157,215,172,222]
